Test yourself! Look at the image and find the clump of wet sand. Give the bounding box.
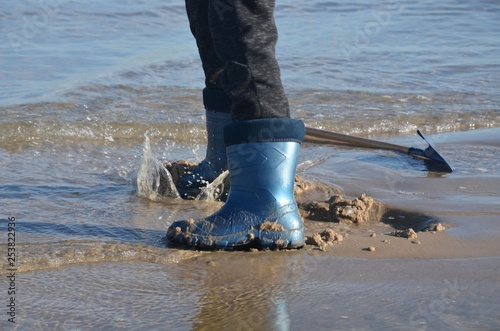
[389,223,445,239]
[425,223,446,232]
[391,228,418,239]
[260,221,286,231]
[305,228,343,251]
[299,194,386,224]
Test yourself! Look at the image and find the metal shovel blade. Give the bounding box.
[407,130,454,172]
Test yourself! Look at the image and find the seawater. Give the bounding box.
[1,0,499,330]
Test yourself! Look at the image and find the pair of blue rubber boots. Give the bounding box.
[167,89,305,250]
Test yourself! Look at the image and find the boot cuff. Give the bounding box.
[203,88,232,113]
[224,118,305,146]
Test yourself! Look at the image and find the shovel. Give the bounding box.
[305,127,454,172]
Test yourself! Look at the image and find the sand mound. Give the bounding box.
[305,229,343,251]
[299,194,386,224]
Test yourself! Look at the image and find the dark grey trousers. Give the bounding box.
[185,0,290,120]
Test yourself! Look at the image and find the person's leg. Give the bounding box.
[185,0,223,90]
[176,88,232,198]
[167,0,305,249]
[178,0,233,197]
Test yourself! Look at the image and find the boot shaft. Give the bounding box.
[223,117,305,207]
[203,87,233,168]
[226,141,300,205]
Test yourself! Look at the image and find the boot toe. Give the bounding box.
[166,209,304,250]
[166,212,255,248]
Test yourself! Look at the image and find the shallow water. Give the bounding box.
[5,255,500,330]
[1,0,500,329]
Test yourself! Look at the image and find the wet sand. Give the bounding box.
[1,128,498,330]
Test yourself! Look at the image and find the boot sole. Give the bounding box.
[166,227,304,251]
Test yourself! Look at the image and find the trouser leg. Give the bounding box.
[187,0,290,120]
[185,0,225,89]
[209,0,290,120]
[179,0,232,198]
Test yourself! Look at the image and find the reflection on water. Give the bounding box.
[190,254,301,331]
[9,253,500,330]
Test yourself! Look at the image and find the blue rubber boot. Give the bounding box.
[167,118,306,249]
[177,88,232,198]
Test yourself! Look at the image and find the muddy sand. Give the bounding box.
[158,162,497,260]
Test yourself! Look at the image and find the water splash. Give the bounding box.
[136,135,180,200]
[195,170,229,201]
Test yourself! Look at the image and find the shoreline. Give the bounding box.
[1,127,498,276]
